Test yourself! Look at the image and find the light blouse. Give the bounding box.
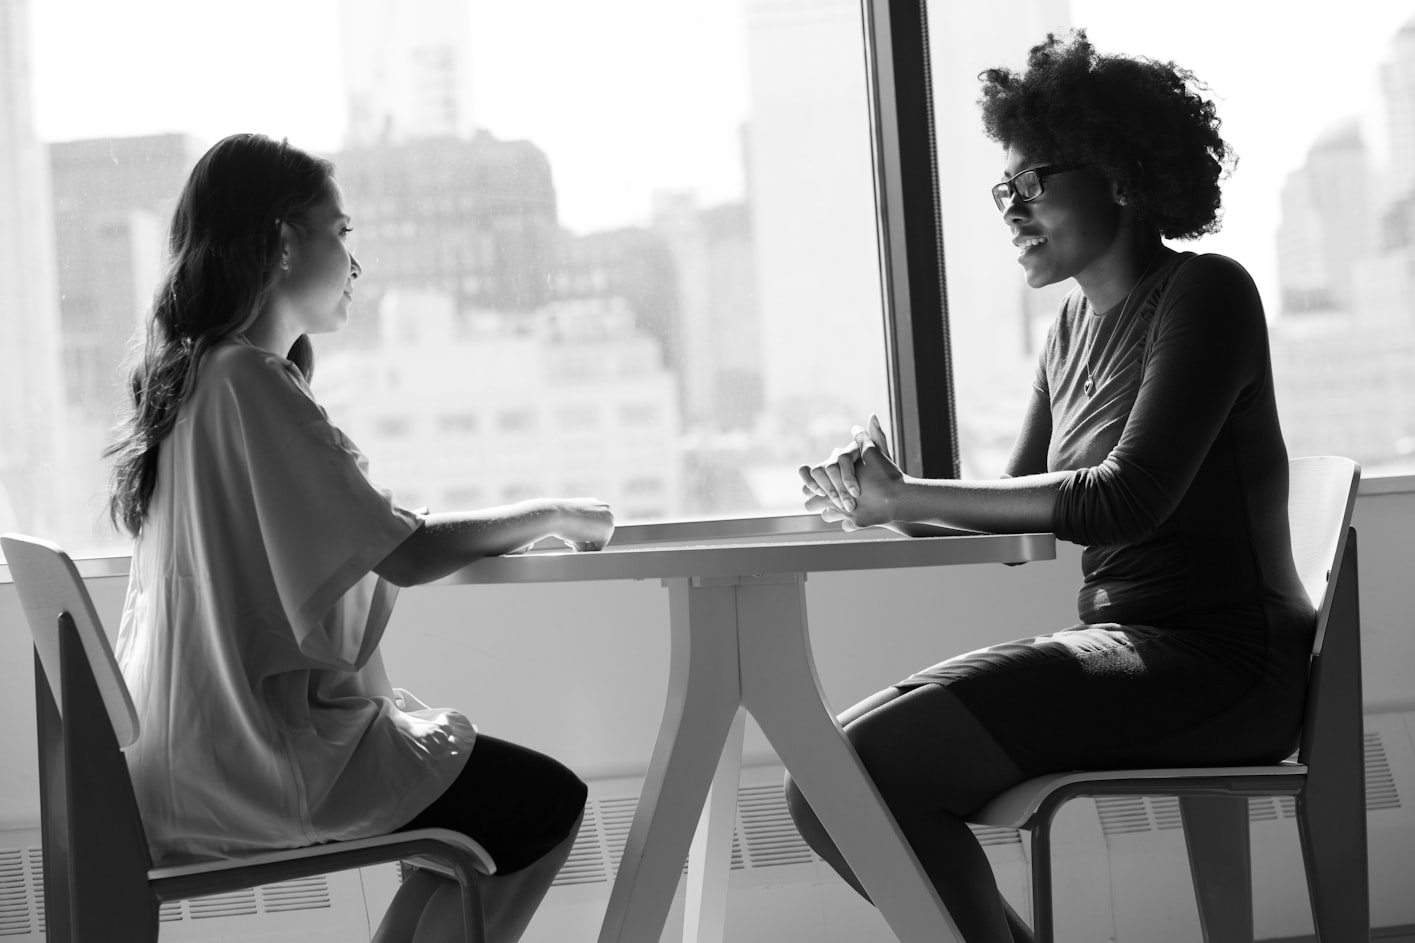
[115,338,474,865]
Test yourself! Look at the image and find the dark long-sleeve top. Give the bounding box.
[1035,252,1312,638]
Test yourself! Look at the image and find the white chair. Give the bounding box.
[2,533,495,943]
[970,456,1367,943]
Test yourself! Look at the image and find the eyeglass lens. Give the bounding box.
[991,170,1045,211]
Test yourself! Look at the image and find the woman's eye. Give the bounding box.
[340,227,353,238]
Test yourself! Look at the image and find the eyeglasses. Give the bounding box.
[990,163,1084,212]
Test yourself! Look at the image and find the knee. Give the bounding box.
[842,722,914,810]
[783,772,824,841]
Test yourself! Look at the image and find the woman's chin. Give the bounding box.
[1020,259,1062,290]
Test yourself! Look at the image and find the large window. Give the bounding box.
[6,1,1412,564]
[1,0,891,558]
[929,0,1415,479]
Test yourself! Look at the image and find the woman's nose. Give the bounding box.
[350,254,362,279]
[1003,193,1030,224]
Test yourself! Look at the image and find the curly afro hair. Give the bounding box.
[979,30,1234,240]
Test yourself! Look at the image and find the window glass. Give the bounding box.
[930,0,1415,479]
[2,0,889,560]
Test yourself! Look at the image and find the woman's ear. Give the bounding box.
[278,221,296,272]
[1114,162,1144,207]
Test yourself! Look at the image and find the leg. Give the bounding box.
[410,811,585,943]
[372,868,447,943]
[391,735,591,943]
[738,578,969,942]
[784,685,1033,943]
[1179,795,1253,943]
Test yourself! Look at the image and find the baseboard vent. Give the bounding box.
[549,772,1021,888]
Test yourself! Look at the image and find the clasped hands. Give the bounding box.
[798,413,903,531]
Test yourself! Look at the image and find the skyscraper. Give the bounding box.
[1276,120,1372,314]
[340,0,477,147]
[745,0,885,424]
[48,134,203,422]
[0,0,64,540]
[1381,16,1415,200]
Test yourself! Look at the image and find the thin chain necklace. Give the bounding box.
[1083,249,1163,397]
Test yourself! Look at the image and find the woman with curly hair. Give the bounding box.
[789,31,1311,942]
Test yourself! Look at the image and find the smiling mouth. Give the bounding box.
[1014,235,1048,259]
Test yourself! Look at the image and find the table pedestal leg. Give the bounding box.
[597,579,743,943]
[735,576,965,943]
[684,707,745,943]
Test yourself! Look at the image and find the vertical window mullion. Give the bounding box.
[861,0,960,479]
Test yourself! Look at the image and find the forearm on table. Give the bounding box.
[887,471,1071,534]
[375,501,563,586]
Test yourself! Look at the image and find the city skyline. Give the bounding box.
[8,0,1415,555]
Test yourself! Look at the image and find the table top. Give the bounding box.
[437,529,1056,585]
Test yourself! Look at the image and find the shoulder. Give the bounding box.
[1150,252,1268,365]
[1168,252,1261,300]
[201,339,307,390]
[193,340,321,422]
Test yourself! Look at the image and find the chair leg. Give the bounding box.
[1179,795,1253,943]
[1295,533,1370,943]
[1028,820,1055,943]
[1296,785,1369,942]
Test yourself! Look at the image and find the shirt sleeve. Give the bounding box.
[1052,255,1266,546]
[206,346,421,670]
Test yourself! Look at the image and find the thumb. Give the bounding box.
[868,413,891,453]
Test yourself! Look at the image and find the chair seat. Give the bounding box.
[145,826,497,910]
[972,761,1308,829]
[147,826,496,881]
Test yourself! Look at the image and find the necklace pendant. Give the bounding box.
[1084,376,1094,396]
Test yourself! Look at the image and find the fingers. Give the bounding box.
[869,413,891,454]
[797,464,822,495]
[822,461,855,511]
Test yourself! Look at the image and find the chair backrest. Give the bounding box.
[1285,456,1361,658]
[2,533,139,748]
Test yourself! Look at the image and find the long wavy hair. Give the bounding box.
[106,133,335,536]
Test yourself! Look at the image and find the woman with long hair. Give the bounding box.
[791,32,1311,942]
[108,133,613,943]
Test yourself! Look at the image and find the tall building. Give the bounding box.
[315,292,682,523]
[650,189,763,430]
[1268,17,1415,471]
[340,0,476,147]
[333,133,561,343]
[552,224,681,372]
[1381,16,1415,199]
[0,0,64,541]
[49,134,203,421]
[745,0,885,425]
[1276,120,1372,314]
